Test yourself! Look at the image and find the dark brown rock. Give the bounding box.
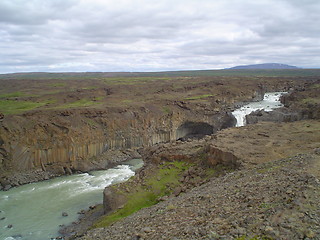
[103,187,127,214]
[173,186,182,197]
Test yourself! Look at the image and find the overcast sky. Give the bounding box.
[0,0,319,73]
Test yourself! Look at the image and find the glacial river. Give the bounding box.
[0,159,143,240]
[231,92,286,127]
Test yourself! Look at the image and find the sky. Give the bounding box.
[0,0,320,73]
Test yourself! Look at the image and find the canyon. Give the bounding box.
[1,73,312,189]
[0,71,319,240]
[77,78,320,240]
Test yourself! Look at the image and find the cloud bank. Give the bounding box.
[1,0,319,73]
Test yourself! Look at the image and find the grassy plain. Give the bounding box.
[0,99,52,115]
[0,69,319,115]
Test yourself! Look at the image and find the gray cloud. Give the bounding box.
[0,0,319,73]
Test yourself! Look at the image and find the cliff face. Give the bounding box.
[0,104,237,186]
[0,75,310,188]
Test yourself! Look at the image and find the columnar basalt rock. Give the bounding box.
[0,105,237,188]
[0,77,312,188]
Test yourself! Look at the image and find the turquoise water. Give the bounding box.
[0,159,143,240]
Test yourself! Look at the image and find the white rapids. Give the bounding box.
[231,92,286,127]
[0,159,143,240]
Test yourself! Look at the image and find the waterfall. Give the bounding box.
[231,92,286,127]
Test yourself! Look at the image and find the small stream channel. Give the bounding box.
[0,92,286,240]
[0,159,143,240]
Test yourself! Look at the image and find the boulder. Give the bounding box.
[103,187,127,214]
[4,184,12,191]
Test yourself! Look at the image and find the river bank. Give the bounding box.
[0,148,141,191]
[79,152,320,240]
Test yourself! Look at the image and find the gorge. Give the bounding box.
[0,91,303,240]
[0,71,319,240]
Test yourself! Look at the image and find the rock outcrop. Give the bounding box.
[246,109,303,124]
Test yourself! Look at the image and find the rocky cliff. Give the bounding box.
[0,75,313,189]
[0,102,237,188]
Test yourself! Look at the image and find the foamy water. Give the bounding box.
[0,159,143,240]
[232,92,286,127]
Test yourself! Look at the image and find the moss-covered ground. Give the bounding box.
[93,161,192,228]
[0,99,54,115]
[185,94,215,100]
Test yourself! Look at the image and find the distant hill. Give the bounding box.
[229,63,299,69]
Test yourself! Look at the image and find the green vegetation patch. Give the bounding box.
[0,99,52,115]
[95,187,157,228]
[122,99,133,104]
[81,86,99,90]
[310,83,320,89]
[58,98,102,109]
[93,161,192,228]
[146,161,190,194]
[259,202,280,209]
[84,118,99,127]
[0,91,26,99]
[185,94,215,100]
[162,106,172,114]
[301,98,320,105]
[257,165,281,174]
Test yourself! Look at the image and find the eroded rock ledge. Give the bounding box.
[79,148,320,240]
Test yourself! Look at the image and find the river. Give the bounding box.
[0,159,143,240]
[231,92,286,127]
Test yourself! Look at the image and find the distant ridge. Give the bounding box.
[228,63,299,69]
